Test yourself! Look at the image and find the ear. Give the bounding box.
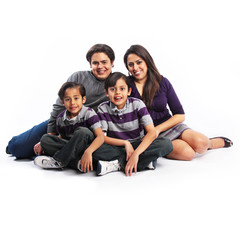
[104,89,109,97]
[128,87,132,96]
[82,96,87,104]
[111,61,115,68]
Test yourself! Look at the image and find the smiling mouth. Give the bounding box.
[70,107,78,111]
[133,71,141,76]
[114,96,122,101]
[97,70,106,75]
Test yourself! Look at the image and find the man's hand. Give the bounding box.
[34,142,43,155]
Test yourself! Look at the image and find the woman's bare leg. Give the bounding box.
[179,129,209,154]
[166,129,232,161]
[166,139,196,161]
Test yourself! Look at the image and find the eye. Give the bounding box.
[102,60,108,65]
[92,61,98,65]
[121,87,125,91]
[64,98,70,102]
[128,63,133,68]
[137,60,142,65]
[74,97,79,100]
[109,87,115,92]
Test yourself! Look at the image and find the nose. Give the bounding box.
[133,63,138,71]
[70,99,76,105]
[97,62,103,68]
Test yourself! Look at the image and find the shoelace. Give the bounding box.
[106,162,120,171]
[42,159,59,167]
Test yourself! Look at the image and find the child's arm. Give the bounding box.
[79,127,104,172]
[125,123,157,176]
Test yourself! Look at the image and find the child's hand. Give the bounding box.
[124,141,134,161]
[80,151,93,173]
[125,152,139,176]
[155,128,161,138]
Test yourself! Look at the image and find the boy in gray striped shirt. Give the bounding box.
[34,82,104,171]
[95,72,173,176]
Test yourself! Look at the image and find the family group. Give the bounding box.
[6,44,233,176]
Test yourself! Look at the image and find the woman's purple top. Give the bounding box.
[130,76,185,127]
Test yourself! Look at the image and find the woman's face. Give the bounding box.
[126,53,148,82]
[90,52,114,80]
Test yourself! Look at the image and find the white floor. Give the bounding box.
[0,133,239,240]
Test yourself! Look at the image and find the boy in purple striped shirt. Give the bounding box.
[95,72,173,176]
[34,82,104,172]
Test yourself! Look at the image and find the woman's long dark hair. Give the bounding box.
[124,45,162,110]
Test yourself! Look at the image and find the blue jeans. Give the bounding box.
[7,120,49,159]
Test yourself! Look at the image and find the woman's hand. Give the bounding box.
[34,142,43,155]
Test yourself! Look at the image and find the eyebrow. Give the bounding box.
[128,58,142,63]
[92,59,108,63]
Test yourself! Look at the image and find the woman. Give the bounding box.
[7,44,115,159]
[123,45,233,161]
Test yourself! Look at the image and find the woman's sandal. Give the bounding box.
[208,136,233,150]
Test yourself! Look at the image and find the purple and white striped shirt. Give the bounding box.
[97,97,153,142]
[56,105,101,139]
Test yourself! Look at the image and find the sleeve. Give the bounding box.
[97,104,109,132]
[47,72,83,133]
[165,78,185,115]
[86,109,102,132]
[137,100,153,127]
[47,98,65,133]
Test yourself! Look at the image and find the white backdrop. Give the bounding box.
[0,1,239,240]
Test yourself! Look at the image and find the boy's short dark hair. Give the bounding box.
[58,82,86,100]
[86,44,115,63]
[104,72,131,91]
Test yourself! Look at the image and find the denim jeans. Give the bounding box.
[7,120,49,159]
[92,137,173,172]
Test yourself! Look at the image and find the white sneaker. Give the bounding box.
[97,160,121,176]
[34,156,63,169]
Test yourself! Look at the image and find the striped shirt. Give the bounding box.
[97,97,153,142]
[56,105,101,139]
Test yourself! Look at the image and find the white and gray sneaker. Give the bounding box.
[97,160,121,176]
[34,156,63,169]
